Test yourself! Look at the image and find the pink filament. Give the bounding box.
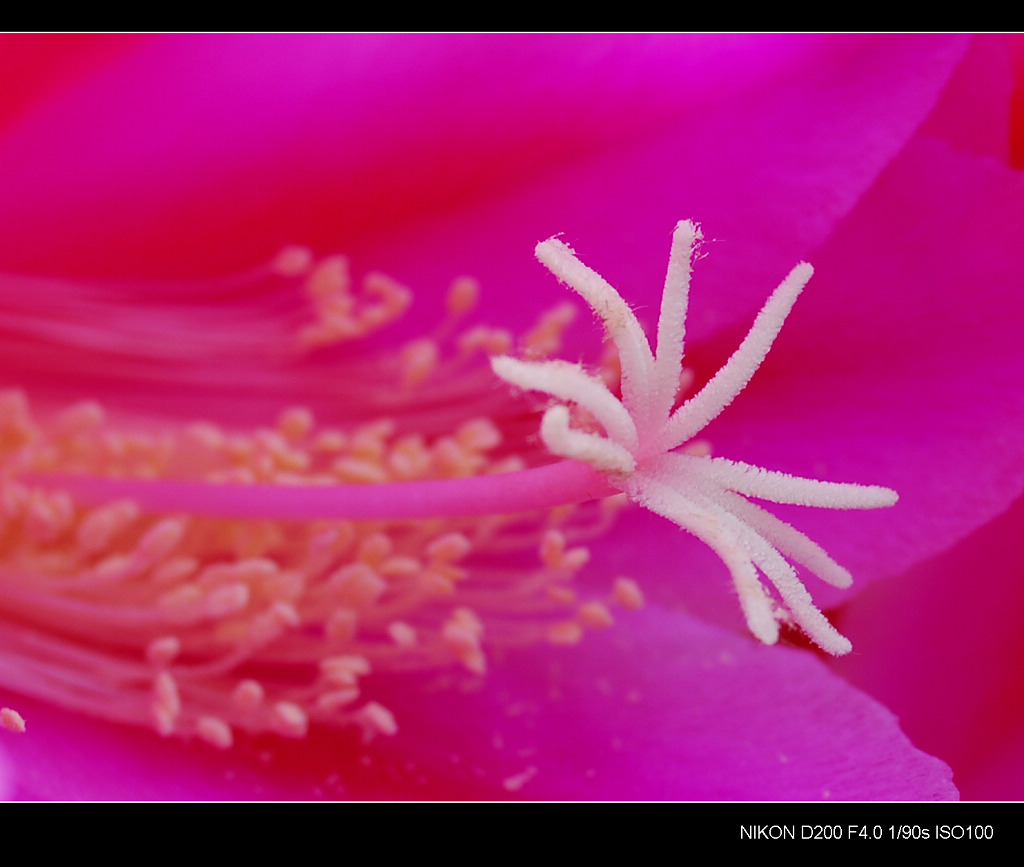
[27,460,616,520]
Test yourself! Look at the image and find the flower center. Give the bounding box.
[0,249,642,749]
[491,221,897,656]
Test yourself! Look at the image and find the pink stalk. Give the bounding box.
[26,460,615,521]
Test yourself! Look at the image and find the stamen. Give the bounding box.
[272,702,309,738]
[522,302,576,358]
[1,707,25,733]
[446,277,479,317]
[357,702,398,741]
[232,679,264,712]
[0,246,643,749]
[197,715,234,750]
[578,601,614,629]
[547,621,584,645]
[400,339,439,389]
[271,245,314,278]
[146,635,181,666]
[612,577,644,610]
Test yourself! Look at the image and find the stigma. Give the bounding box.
[491,221,897,655]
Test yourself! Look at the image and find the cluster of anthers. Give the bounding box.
[492,220,897,655]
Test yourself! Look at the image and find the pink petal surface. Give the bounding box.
[3,608,954,800]
[659,132,1024,625]
[0,35,965,292]
[347,35,970,345]
[959,727,1024,801]
[0,34,1014,800]
[4,695,310,800]
[363,608,955,800]
[832,491,1024,800]
[0,742,11,800]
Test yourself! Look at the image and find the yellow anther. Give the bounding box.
[400,339,439,389]
[321,655,371,687]
[446,276,480,316]
[308,255,350,301]
[153,671,181,719]
[55,401,105,436]
[426,532,472,564]
[457,325,513,356]
[388,621,417,648]
[324,609,358,642]
[547,621,584,645]
[76,499,140,556]
[1,707,26,733]
[578,601,614,629]
[197,716,233,750]
[612,577,645,610]
[455,418,501,453]
[316,688,361,712]
[357,702,398,739]
[272,702,309,738]
[232,679,265,712]
[203,583,250,619]
[146,635,181,666]
[357,532,392,567]
[332,457,388,484]
[271,245,314,277]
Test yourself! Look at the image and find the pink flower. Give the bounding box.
[0,34,1020,799]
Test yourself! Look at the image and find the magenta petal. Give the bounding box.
[0,35,965,294]
[705,135,1024,609]
[347,35,969,343]
[960,730,1024,801]
[919,35,1016,162]
[3,695,309,800]
[2,609,955,800]
[0,741,11,800]
[0,33,994,801]
[832,491,1024,800]
[325,608,955,800]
